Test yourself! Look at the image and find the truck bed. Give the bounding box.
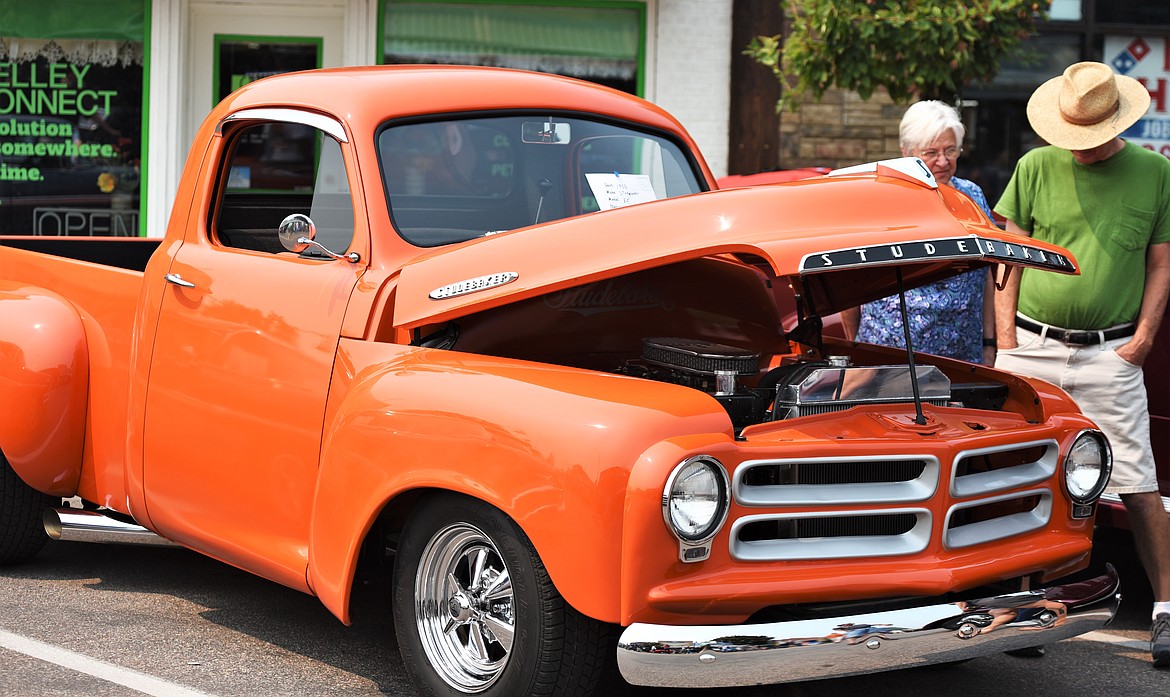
[0,236,154,509]
[0,236,160,272]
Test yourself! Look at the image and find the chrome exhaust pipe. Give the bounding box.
[44,508,175,546]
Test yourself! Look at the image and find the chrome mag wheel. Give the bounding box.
[414,522,515,692]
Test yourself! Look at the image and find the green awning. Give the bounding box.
[0,0,145,42]
[385,2,641,78]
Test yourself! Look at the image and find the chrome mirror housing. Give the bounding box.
[278,213,360,262]
[278,213,314,253]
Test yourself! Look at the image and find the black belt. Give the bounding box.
[1016,315,1135,346]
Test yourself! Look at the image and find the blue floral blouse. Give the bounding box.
[856,176,993,364]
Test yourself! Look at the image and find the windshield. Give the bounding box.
[377,114,705,246]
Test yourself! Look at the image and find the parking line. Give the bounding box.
[0,628,213,697]
[1073,630,1148,652]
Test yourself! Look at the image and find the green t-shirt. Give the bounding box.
[994,142,1170,330]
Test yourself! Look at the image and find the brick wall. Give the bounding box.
[778,87,909,170]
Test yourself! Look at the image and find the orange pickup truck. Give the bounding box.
[0,66,1120,696]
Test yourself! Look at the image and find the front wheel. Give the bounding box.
[392,495,613,697]
[0,453,55,565]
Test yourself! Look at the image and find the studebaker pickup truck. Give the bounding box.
[0,66,1120,696]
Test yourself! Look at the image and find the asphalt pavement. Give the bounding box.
[0,527,1166,696]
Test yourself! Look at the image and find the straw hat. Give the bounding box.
[1026,61,1151,150]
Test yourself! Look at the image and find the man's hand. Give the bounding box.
[993,219,1030,351]
[1121,242,1170,367]
[1114,336,1153,367]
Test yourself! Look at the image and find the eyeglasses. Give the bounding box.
[914,146,963,161]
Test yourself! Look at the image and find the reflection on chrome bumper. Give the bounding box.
[617,565,1119,688]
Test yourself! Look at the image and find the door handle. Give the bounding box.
[164,273,196,288]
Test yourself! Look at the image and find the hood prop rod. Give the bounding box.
[895,267,927,425]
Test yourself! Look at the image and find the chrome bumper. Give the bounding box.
[617,565,1119,688]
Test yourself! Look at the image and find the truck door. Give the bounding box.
[142,112,361,591]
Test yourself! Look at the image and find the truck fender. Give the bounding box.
[0,284,88,495]
[305,345,730,625]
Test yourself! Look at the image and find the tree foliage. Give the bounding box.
[746,1,1047,110]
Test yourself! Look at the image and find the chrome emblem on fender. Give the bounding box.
[429,272,519,299]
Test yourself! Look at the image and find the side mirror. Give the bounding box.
[278,213,314,253]
[278,213,360,262]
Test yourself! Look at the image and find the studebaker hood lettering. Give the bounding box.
[801,235,1074,272]
[393,172,1078,330]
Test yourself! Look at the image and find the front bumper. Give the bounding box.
[617,565,1119,688]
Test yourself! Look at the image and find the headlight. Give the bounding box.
[663,456,730,557]
[1064,430,1112,505]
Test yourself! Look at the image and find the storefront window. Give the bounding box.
[1096,1,1170,25]
[963,8,1170,206]
[0,0,145,236]
[381,1,645,95]
[962,34,1082,205]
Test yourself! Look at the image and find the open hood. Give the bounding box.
[393,165,1076,330]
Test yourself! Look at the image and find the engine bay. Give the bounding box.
[415,256,1015,433]
[618,337,1008,431]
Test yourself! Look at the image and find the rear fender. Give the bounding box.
[306,341,730,624]
[0,284,88,495]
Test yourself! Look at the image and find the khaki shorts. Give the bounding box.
[995,323,1155,494]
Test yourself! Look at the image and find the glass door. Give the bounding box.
[185,3,344,157]
[213,35,322,104]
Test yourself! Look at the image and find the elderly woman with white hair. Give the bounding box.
[842,100,997,364]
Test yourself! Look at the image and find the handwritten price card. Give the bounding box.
[585,173,658,211]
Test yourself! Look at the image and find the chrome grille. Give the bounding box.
[944,490,1052,549]
[739,513,919,539]
[734,456,940,507]
[741,458,928,486]
[731,509,931,561]
[728,442,1060,562]
[951,440,1058,498]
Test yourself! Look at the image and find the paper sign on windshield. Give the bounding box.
[585,173,657,211]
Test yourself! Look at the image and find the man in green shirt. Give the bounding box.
[994,61,1170,667]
